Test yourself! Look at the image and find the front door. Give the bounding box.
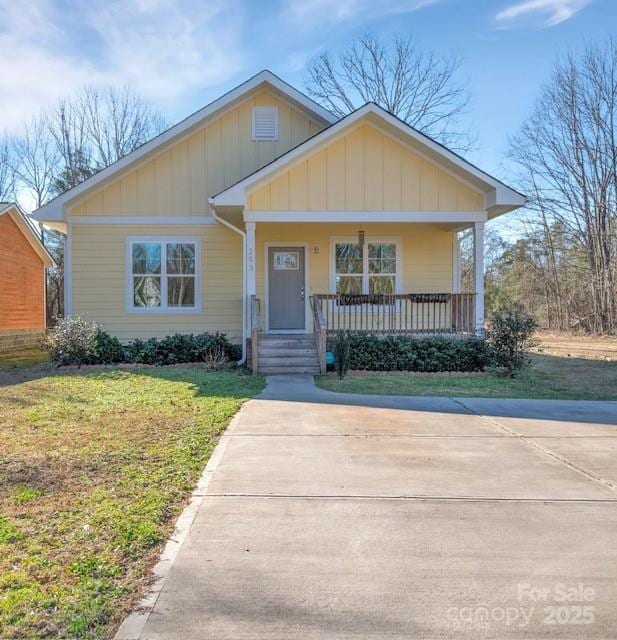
[268,246,306,331]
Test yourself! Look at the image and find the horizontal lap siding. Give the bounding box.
[248,123,484,212]
[69,90,326,217]
[255,223,453,332]
[0,215,45,331]
[72,224,242,342]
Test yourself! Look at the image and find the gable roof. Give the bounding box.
[0,203,55,267]
[31,70,337,223]
[211,102,526,218]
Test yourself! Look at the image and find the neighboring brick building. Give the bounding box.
[0,203,55,351]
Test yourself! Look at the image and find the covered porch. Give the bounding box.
[246,218,486,335]
[243,217,486,372]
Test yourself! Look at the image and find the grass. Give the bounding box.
[0,367,264,639]
[535,331,617,359]
[316,354,617,400]
[0,346,50,369]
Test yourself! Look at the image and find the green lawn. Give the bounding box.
[316,354,617,400]
[0,368,264,639]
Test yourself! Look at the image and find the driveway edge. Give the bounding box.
[113,400,251,640]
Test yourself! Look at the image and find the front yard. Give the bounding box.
[0,368,264,639]
[316,353,617,400]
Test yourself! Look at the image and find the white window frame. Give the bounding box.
[251,106,278,141]
[329,236,403,298]
[126,236,201,314]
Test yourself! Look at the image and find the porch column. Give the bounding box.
[246,222,256,300]
[473,221,485,335]
[452,231,461,293]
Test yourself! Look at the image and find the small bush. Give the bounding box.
[328,334,489,372]
[486,310,538,377]
[94,331,126,364]
[333,333,352,379]
[46,317,100,366]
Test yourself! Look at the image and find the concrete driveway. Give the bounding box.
[117,376,617,639]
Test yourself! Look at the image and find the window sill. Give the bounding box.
[126,306,202,315]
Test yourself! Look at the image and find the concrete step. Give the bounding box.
[259,356,319,366]
[258,340,315,349]
[258,348,317,358]
[259,366,321,374]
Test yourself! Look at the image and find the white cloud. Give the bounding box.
[0,0,106,131]
[0,0,246,132]
[284,0,443,30]
[494,0,593,28]
[89,1,244,102]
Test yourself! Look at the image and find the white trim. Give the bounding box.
[328,235,403,296]
[31,70,336,222]
[264,242,310,334]
[452,231,461,293]
[212,103,526,212]
[125,236,202,314]
[69,215,216,225]
[65,220,72,316]
[244,210,488,224]
[210,206,247,365]
[473,222,485,334]
[246,222,256,299]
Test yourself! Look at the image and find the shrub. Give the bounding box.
[94,331,126,364]
[47,320,237,368]
[46,317,100,366]
[333,332,352,379]
[126,332,236,366]
[328,334,489,372]
[486,310,538,377]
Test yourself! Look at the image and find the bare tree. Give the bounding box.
[7,85,167,322]
[510,38,617,334]
[305,34,474,151]
[43,229,64,323]
[47,96,94,195]
[11,116,59,208]
[80,86,167,166]
[0,134,15,202]
[47,85,167,195]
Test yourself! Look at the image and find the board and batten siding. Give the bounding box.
[71,224,242,342]
[247,123,484,212]
[254,222,454,332]
[68,89,325,217]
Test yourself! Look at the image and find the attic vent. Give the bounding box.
[252,106,278,141]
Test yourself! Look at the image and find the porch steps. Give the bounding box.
[256,334,320,374]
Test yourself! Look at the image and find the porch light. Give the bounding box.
[358,230,365,246]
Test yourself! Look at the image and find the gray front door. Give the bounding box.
[268,247,306,331]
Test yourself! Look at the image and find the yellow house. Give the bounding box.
[32,70,525,373]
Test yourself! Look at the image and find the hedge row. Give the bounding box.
[46,317,239,366]
[329,334,489,372]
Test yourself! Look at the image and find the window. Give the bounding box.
[128,238,199,312]
[333,239,399,295]
[252,106,278,141]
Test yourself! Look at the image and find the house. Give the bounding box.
[32,70,525,373]
[0,203,55,352]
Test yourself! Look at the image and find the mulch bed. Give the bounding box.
[329,370,489,378]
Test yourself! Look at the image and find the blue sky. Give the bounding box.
[1,0,613,230]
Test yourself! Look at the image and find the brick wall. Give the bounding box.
[0,214,46,332]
